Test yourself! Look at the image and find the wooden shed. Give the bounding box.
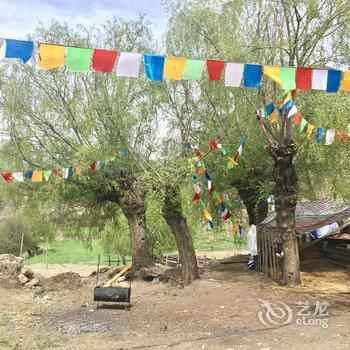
[257,199,350,281]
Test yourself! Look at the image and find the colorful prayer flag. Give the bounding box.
[292,112,302,126]
[336,130,348,143]
[43,170,52,181]
[296,68,312,90]
[75,165,83,176]
[269,112,278,123]
[325,130,335,145]
[315,127,326,144]
[264,103,274,117]
[311,69,327,90]
[203,208,212,222]
[307,123,315,138]
[340,71,350,91]
[243,64,262,88]
[163,57,186,80]
[183,59,206,80]
[1,172,13,183]
[280,67,296,90]
[227,157,238,169]
[65,47,93,72]
[12,172,24,182]
[116,52,142,78]
[24,170,33,180]
[206,59,226,81]
[326,70,342,93]
[91,49,118,73]
[263,66,281,85]
[38,44,66,70]
[5,39,34,63]
[53,168,62,178]
[32,170,43,182]
[144,54,165,81]
[224,63,244,87]
[299,118,308,133]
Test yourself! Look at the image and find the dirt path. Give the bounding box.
[0,261,349,350]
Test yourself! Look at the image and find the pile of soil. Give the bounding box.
[40,272,83,291]
[0,254,24,288]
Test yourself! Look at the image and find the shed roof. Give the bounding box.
[260,199,350,234]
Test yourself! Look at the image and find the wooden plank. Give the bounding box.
[103,265,131,287]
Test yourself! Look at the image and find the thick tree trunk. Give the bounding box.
[237,186,268,225]
[119,195,153,271]
[162,185,199,285]
[268,144,300,285]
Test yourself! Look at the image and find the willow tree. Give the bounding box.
[0,18,160,270]
[163,0,350,285]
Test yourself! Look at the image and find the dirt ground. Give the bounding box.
[0,259,349,350]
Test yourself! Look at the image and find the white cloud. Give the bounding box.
[0,0,167,41]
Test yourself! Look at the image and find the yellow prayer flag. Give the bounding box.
[227,157,238,166]
[163,57,187,80]
[75,164,83,176]
[38,44,66,70]
[203,209,212,222]
[340,71,350,91]
[232,222,238,233]
[32,170,43,182]
[307,123,315,138]
[263,66,281,85]
[283,91,292,105]
[198,166,206,175]
[269,112,278,123]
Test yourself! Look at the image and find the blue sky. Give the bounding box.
[0,0,167,41]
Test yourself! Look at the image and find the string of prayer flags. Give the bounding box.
[183,59,206,80]
[91,49,118,73]
[144,54,165,81]
[315,127,326,144]
[163,57,187,80]
[296,68,312,90]
[243,64,263,88]
[116,52,142,78]
[206,59,226,81]
[224,63,244,87]
[38,44,66,70]
[65,47,93,72]
[5,39,34,63]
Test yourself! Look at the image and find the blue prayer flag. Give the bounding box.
[144,54,165,81]
[209,221,215,229]
[204,171,211,181]
[315,127,326,144]
[24,170,33,180]
[243,64,262,88]
[282,99,294,111]
[326,70,342,93]
[5,39,34,63]
[68,166,74,177]
[264,103,274,117]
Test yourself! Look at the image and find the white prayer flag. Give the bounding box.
[116,52,142,78]
[287,105,298,118]
[12,172,24,182]
[312,69,328,90]
[325,130,335,145]
[62,168,69,179]
[224,63,244,87]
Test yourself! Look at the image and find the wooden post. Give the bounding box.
[19,231,24,256]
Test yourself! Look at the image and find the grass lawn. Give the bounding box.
[27,235,247,265]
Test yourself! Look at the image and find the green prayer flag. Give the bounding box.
[227,161,234,169]
[43,170,52,181]
[219,147,227,157]
[346,123,350,136]
[280,67,296,90]
[299,118,308,133]
[66,47,93,72]
[183,59,206,80]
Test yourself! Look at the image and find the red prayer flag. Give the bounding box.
[2,172,13,183]
[192,193,200,201]
[53,168,62,178]
[296,68,312,90]
[91,49,118,73]
[209,139,219,151]
[292,112,303,127]
[336,130,348,143]
[206,59,226,81]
